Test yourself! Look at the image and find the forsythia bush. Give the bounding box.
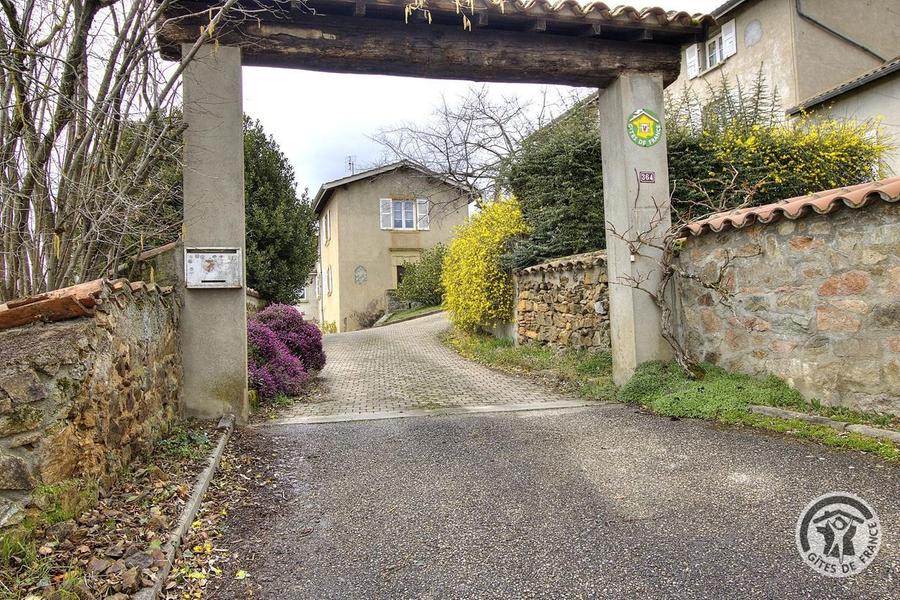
[442,199,528,332]
[396,243,447,306]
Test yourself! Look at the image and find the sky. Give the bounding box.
[241,0,722,194]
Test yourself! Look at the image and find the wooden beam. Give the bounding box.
[582,23,602,37]
[626,28,654,42]
[529,18,547,33]
[158,14,682,87]
[353,0,365,16]
[475,11,488,27]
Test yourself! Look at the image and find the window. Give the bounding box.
[706,34,723,70]
[396,265,406,286]
[312,274,319,298]
[380,198,430,230]
[393,200,414,229]
[298,286,307,301]
[326,266,333,295]
[323,210,332,244]
[685,19,736,79]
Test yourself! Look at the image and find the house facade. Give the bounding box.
[787,57,900,176]
[668,0,899,111]
[313,162,469,332]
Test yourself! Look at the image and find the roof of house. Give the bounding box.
[0,279,172,332]
[682,176,900,236]
[312,160,472,214]
[709,0,753,19]
[787,55,900,115]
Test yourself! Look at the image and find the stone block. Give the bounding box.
[817,270,871,296]
[0,370,47,404]
[868,302,900,329]
[0,454,34,490]
[816,305,860,333]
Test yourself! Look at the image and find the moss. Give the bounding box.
[33,479,99,524]
[619,361,898,461]
[8,405,42,427]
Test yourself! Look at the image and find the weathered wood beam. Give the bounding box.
[158,14,682,87]
[529,18,547,33]
[626,28,654,42]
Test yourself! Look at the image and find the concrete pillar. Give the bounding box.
[598,72,673,385]
[180,45,248,422]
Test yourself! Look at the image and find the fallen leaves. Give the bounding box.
[0,421,217,599]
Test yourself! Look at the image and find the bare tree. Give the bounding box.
[0,0,290,301]
[372,84,579,208]
[606,169,764,377]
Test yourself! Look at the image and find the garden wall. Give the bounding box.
[0,280,181,527]
[513,251,610,350]
[676,179,900,415]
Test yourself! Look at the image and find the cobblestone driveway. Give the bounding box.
[278,312,592,422]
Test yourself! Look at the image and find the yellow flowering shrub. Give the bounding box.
[442,199,528,332]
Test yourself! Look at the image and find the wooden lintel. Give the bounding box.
[158,13,682,87]
[353,0,365,16]
[530,18,547,33]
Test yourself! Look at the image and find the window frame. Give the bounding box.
[705,34,723,71]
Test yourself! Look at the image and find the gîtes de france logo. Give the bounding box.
[626,108,662,147]
[795,492,881,578]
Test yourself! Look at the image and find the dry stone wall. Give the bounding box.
[0,282,180,527]
[676,201,900,415]
[514,251,610,350]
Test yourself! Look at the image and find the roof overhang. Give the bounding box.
[787,56,900,116]
[158,1,713,89]
[312,160,472,214]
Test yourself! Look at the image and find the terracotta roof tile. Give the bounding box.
[313,0,715,29]
[682,177,900,237]
[517,250,606,274]
[0,278,172,332]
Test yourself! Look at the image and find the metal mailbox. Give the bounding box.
[184,247,243,289]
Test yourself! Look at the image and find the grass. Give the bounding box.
[378,305,444,326]
[443,329,899,462]
[444,329,616,401]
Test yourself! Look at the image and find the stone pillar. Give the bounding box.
[598,72,673,385]
[180,45,248,422]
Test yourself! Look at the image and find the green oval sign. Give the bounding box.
[627,108,662,147]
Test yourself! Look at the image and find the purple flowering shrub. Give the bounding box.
[247,320,308,401]
[253,304,326,372]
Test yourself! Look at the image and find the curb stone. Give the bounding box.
[132,414,235,600]
[748,405,900,443]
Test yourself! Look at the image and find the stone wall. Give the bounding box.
[0,281,181,526]
[676,201,900,415]
[514,251,610,350]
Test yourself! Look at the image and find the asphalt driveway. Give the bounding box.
[210,406,899,599]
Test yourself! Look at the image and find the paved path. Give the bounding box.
[277,312,595,422]
[210,314,900,598]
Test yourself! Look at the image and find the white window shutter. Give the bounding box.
[722,20,737,58]
[416,199,430,230]
[686,44,700,79]
[379,198,392,229]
